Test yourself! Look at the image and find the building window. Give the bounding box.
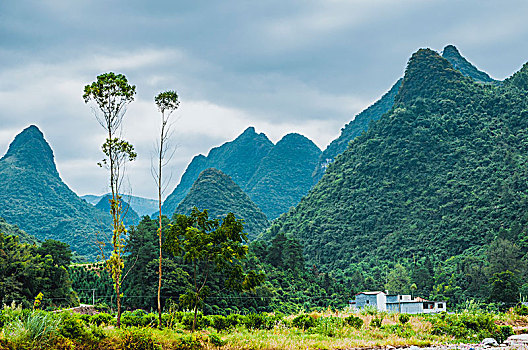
[438,303,443,309]
[366,300,369,304]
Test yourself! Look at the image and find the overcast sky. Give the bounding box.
[2,1,528,199]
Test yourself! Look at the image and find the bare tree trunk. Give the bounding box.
[157,117,165,329]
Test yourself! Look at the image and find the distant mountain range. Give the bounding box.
[175,168,270,239]
[93,194,140,227]
[0,125,109,258]
[162,127,321,220]
[82,194,157,218]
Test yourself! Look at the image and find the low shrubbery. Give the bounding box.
[430,311,509,342]
[0,305,523,349]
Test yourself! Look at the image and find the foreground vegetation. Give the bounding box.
[1,303,525,350]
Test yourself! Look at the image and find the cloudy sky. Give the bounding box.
[1,1,528,199]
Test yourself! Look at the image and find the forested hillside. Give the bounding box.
[162,127,274,216]
[246,133,321,219]
[163,127,321,219]
[269,48,528,273]
[0,125,110,258]
[0,217,38,245]
[313,79,402,183]
[313,45,500,183]
[175,168,270,239]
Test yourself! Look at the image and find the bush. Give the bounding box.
[369,315,383,328]
[58,312,89,340]
[170,334,201,350]
[208,315,229,331]
[181,312,207,330]
[243,313,275,330]
[2,310,61,348]
[122,327,157,350]
[430,311,498,341]
[398,313,410,324]
[225,314,243,328]
[312,316,345,337]
[381,324,415,337]
[292,314,316,330]
[90,312,114,326]
[514,304,528,316]
[494,325,514,343]
[208,333,226,347]
[345,315,363,329]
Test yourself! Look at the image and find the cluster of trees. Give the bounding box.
[0,233,77,308]
[69,215,346,318]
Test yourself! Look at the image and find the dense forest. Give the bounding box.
[175,168,270,239]
[162,128,321,220]
[268,48,528,308]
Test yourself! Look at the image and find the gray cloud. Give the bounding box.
[1,0,528,198]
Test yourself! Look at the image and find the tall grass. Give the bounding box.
[1,310,61,348]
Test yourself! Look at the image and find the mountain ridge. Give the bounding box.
[267,47,528,271]
[0,125,110,258]
[175,168,270,240]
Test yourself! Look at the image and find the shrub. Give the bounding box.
[430,311,498,340]
[181,312,206,330]
[514,304,528,316]
[58,312,89,341]
[292,314,316,330]
[345,315,363,329]
[312,316,345,337]
[369,315,383,328]
[90,312,114,326]
[2,310,61,348]
[398,313,410,324]
[208,333,226,347]
[225,314,243,328]
[495,325,514,343]
[208,315,228,331]
[122,327,157,350]
[170,334,201,350]
[243,313,275,330]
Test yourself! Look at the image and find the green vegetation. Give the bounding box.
[84,71,138,328]
[268,47,528,308]
[94,194,140,227]
[0,233,78,308]
[0,125,111,258]
[162,126,274,216]
[1,305,525,349]
[68,215,344,315]
[245,133,321,219]
[163,128,321,220]
[165,207,265,331]
[313,78,402,183]
[175,168,270,239]
[82,194,159,217]
[0,217,38,245]
[314,45,501,183]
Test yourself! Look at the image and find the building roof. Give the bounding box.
[357,291,384,295]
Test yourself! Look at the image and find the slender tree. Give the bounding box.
[83,72,137,328]
[153,90,179,328]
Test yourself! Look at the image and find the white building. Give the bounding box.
[349,291,446,314]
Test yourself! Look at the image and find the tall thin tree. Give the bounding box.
[153,90,179,328]
[83,72,137,328]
